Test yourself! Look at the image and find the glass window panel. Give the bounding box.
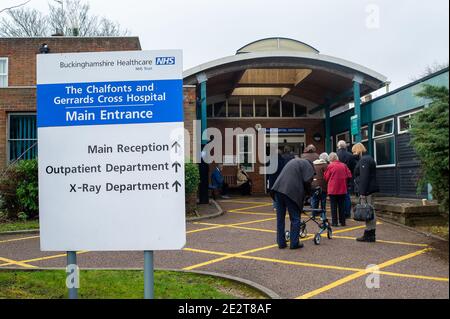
[336,132,350,144]
[281,101,294,117]
[213,101,226,117]
[361,126,369,141]
[241,97,254,117]
[227,98,240,117]
[255,97,267,117]
[295,105,307,117]
[8,114,38,162]
[0,59,6,73]
[375,136,395,166]
[207,104,213,118]
[399,115,411,132]
[374,119,394,137]
[0,76,6,87]
[268,98,280,117]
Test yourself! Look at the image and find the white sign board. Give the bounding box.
[37,50,185,251]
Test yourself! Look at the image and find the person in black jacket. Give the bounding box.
[352,143,379,242]
[337,140,357,219]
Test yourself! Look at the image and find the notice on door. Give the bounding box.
[37,50,185,251]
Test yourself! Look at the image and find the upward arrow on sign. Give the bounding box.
[172,161,182,173]
[172,181,181,192]
[171,141,181,153]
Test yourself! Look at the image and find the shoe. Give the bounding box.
[278,245,287,249]
[220,195,230,199]
[340,223,346,227]
[357,229,376,242]
[290,242,304,250]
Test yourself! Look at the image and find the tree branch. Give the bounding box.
[0,0,31,14]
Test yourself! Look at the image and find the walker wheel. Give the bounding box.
[327,228,333,239]
[314,234,321,245]
[299,224,307,238]
[285,231,290,242]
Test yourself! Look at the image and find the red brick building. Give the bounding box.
[0,37,141,168]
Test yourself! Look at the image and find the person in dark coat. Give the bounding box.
[301,144,320,164]
[352,143,379,242]
[336,140,357,219]
[271,158,315,249]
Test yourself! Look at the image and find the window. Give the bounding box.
[8,114,37,162]
[281,101,294,117]
[374,136,395,167]
[227,98,240,117]
[255,97,267,117]
[295,105,307,117]
[268,98,281,117]
[398,110,422,134]
[336,131,350,144]
[241,97,254,117]
[373,118,395,167]
[0,58,8,87]
[207,104,213,118]
[351,126,369,144]
[213,101,226,117]
[237,134,255,172]
[373,118,394,138]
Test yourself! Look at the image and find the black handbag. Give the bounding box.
[353,197,375,222]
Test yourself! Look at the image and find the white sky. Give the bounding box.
[2,0,449,90]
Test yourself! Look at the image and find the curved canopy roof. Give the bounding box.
[183,38,387,112]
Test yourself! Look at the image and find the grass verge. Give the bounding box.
[0,220,39,233]
[0,269,267,299]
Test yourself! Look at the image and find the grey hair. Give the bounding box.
[319,152,329,162]
[329,152,339,162]
[337,140,347,149]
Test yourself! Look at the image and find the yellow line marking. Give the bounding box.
[221,200,272,205]
[183,247,230,256]
[0,251,90,267]
[0,235,40,244]
[296,248,431,299]
[187,225,225,234]
[231,203,273,212]
[333,235,429,247]
[183,246,449,283]
[228,211,275,216]
[0,256,38,269]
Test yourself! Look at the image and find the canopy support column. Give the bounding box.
[353,76,363,143]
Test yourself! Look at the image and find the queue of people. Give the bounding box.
[210,164,253,199]
[270,141,379,249]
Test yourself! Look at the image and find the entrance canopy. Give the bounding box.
[184,38,387,113]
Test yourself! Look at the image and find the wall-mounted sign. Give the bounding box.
[265,128,305,134]
[37,50,185,251]
[351,115,359,136]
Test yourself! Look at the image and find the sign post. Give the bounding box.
[37,50,185,299]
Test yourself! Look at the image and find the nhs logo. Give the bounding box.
[155,57,176,65]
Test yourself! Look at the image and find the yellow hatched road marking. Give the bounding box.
[221,200,272,205]
[0,235,40,244]
[296,248,431,299]
[0,251,90,267]
[230,203,273,212]
[0,256,37,269]
[228,211,275,216]
[333,235,429,247]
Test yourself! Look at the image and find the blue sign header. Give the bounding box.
[37,79,183,128]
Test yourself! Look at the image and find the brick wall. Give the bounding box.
[183,86,196,160]
[0,37,141,86]
[207,118,325,194]
[0,37,141,170]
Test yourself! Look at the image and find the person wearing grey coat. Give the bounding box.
[271,158,315,249]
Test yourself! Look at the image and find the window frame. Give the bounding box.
[7,112,38,164]
[236,134,255,172]
[373,134,396,168]
[397,109,422,135]
[0,57,8,88]
[372,118,395,139]
[336,131,351,144]
[351,125,369,144]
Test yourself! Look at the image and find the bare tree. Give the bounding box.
[411,61,449,81]
[0,0,31,14]
[0,0,129,37]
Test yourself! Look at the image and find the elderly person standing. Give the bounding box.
[301,144,320,164]
[336,140,357,219]
[311,152,329,211]
[271,158,315,249]
[324,153,352,227]
[352,143,379,242]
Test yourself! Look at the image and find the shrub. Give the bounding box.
[185,162,200,197]
[410,85,449,213]
[0,159,39,220]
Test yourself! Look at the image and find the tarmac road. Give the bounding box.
[0,197,448,299]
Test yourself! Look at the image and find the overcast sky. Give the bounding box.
[3,0,449,89]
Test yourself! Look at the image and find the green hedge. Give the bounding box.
[185,162,200,197]
[0,159,39,220]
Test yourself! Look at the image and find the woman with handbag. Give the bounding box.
[352,143,380,242]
